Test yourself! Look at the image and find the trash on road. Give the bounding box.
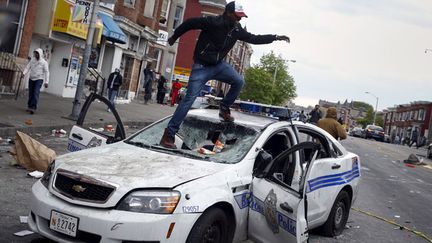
[19,216,28,224]
[394,215,401,218]
[13,230,33,237]
[403,154,426,165]
[405,163,416,168]
[9,131,56,172]
[52,129,67,137]
[28,170,44,179]
[90,127,104,132]
[25,119,33,125]
[106,124,113,132]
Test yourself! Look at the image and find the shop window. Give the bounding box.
[144,0,156,18]
[173,6,184,29]
[124,0,136,8]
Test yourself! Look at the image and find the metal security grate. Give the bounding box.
[54,170,115,204]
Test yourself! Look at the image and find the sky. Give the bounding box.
[238,0,432,110]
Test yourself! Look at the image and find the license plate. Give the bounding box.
[49,210,79,237]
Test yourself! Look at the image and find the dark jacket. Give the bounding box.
[309,108,322,123]
[157,76,167,92]
[317,107,347,140]
[107,72,122,91]
[171,15,276,66]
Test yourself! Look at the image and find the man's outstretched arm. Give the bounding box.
[168,17,209,45]
[238,27,290,44]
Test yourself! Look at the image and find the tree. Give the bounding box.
[356,105,384,128]
[240,51,296,105]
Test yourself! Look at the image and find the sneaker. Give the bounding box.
[160,128,177,149]
[219,107,234,122]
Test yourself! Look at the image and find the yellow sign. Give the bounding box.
[174,67,191,83]
[52,0,103,43]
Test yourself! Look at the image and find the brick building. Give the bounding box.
[383,101,432,141]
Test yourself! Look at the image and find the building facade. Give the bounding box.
[383,101,432,141]
[319,99,367,128]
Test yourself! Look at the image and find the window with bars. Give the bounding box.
[173,5,184,29]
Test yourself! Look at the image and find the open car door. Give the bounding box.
[248,142,320,243]
[67,93,126,152]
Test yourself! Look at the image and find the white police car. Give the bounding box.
[28,96,360,243]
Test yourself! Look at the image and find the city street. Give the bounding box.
[0,132,431,243]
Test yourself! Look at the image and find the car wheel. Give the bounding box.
[427,147,432,159]
[186,207,229,243]
[321,190,351,237]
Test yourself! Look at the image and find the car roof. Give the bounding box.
[188,108,278,130]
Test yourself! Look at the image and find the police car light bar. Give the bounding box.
[205,95,292,121]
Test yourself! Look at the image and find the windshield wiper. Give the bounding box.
[150,145,209,160]
[124,141,152,148]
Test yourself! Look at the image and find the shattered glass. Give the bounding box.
[128,114,261,164]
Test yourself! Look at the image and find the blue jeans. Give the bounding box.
[108,89,118,107]
[167,61,244,136]
[28,79,43,110]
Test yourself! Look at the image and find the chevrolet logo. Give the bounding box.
[71,184,86,193]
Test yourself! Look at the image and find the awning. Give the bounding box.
[99,13,127,44]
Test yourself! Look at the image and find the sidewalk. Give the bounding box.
[0,93,176,137]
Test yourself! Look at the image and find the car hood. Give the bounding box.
[53,142,227,207]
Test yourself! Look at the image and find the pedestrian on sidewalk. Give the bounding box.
[160,1,290,148]
[170,79,182,107]
[317,107,347,140]
[409,127,419,148]
[143,63,154,105]
[106,68,123,111]
[157,75,168,104]
[23,48,49,114]
[308,105,322,124]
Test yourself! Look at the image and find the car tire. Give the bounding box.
[320,190,351,237]
[186,207,230,243]
[427,147,432,159]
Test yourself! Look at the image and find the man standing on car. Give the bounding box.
[23,48,50,114]
[160,1,290,148]
[317,107,347,140]
[106,68,123,111]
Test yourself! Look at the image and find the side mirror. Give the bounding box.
[253,150,273,178]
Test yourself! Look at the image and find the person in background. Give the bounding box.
[23,48,50,114]
[409,127,419,148]
[317,107,347,140]
[106,68,123,111]
[157,75,168,104]
[143,63,154,105]
[299,110,307,122]
[308,105,322,124]
[170,79,182,106]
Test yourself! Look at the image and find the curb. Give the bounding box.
[0,121,153,138]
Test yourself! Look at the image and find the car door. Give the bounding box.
[248,142,320,243]
[67,93,126,152]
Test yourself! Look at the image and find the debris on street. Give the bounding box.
[9,131,56,171]
[13,230,34,237]
[27,170,44,179]
[19,216,28,224]
[51,129,67,137]
[403,154,426,165]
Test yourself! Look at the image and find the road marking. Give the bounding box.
[361,166,370,171]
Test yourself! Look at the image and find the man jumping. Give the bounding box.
[160,1,290,148]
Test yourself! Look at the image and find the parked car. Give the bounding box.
[350,127,364,138]
[364,125,385,142]
[28,96,361,243]
[427,143,432,159]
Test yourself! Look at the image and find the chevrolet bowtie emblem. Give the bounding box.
[72,184,86,193]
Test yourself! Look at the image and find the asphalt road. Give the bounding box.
[0,133,431,243]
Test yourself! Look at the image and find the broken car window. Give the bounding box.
[127,114,261,164]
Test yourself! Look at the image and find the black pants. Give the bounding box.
[157,91,165,104]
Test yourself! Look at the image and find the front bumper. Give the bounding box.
[29,181,200,243]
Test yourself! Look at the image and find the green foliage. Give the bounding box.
[356,106,383,128]
[353,101,373,111]
[240,51,296,105]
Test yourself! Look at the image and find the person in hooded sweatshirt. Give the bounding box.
[317,107,347,140]
[23,48,49,114]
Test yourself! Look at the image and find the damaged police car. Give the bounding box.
[28,95,361,243]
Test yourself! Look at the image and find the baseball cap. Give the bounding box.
[225,1,248,18]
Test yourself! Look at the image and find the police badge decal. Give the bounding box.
[264,189,279,233]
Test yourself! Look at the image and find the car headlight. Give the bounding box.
[117,190,181,214]
[41,161,55,189]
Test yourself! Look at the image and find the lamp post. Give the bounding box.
[273,59,296,83]
[365,91,379,125]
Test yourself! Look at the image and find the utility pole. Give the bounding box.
[365,91,379,125]
[68,0,100,120]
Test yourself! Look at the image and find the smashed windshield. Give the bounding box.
[127,114,261,164]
